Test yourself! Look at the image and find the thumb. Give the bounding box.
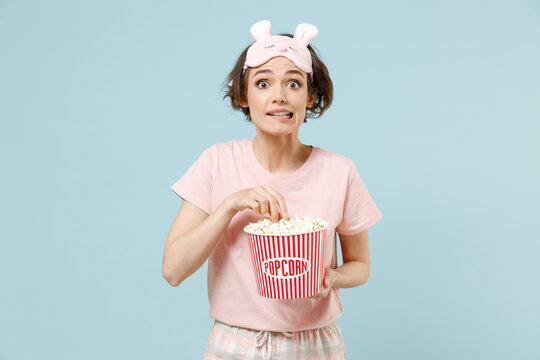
[324,275,329,287]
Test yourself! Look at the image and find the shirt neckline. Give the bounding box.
[245,138,318,181]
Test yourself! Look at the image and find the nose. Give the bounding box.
[272,85,287,103]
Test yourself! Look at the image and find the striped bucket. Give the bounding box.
[245,228,326,299]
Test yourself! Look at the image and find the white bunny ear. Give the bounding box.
[250,20,272,41]
[293,23,318,46]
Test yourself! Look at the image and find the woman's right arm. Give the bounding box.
[162,186,288,287]
[161,198,233,287]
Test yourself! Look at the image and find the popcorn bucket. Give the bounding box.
[245,228,326,299]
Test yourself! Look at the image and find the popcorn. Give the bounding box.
[244,216,328,235]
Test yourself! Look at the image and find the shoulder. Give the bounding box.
[197,139,248,154]
[313,146,355,171]
[199,139,249,161]
[210,139,248,153]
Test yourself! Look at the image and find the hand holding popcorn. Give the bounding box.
[226,185,288,222]
[308,268,340,300]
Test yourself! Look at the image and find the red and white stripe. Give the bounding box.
[247,229,326,299]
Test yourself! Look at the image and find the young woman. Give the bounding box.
[163,20,383,359]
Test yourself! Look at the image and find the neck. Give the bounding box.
[252,133,312,176]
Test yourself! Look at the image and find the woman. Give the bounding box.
[163,20,383,359]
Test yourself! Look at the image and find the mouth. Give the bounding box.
[266,111,294,120]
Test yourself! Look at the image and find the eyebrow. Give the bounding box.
[252,69,304,77]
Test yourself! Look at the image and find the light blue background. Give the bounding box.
[1,0,539,359]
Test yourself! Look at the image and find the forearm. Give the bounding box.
[162,199,237,286]
[333,260,370,288]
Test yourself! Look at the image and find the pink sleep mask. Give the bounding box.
[242,20,319,78]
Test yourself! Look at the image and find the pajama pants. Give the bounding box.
[204,320,346,359]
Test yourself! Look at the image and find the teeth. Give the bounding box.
[269,112,291,116]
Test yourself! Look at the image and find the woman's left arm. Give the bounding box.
[310,230,370,300]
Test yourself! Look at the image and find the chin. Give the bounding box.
[260,127,296,137]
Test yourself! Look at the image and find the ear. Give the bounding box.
[307,92,316,108]
[250,20,272,41]
[293,23,318,46]
[240,100,248,108]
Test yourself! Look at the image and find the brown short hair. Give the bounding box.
[222,34,333,122]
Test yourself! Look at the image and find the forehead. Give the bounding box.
[249,56,307,79]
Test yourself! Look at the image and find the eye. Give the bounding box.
[287,80,301,89]
[256,80,270,89]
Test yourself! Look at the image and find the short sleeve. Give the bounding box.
[335,162,383,235]
[170,146,214,215]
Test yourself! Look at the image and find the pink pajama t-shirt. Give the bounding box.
[170,139,382,332]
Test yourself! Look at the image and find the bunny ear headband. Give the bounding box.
[242,20,319,78]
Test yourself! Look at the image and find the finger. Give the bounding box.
[327,268,337,285]
[324,268,332,281]
[262,185,288,218]
[253,189,271,216]
[267,198,279,222]
[255,198,269,216]
[263,185,288,219]
[250,200,261,215]
[258,188,278,222]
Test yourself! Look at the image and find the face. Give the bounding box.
[240,56,316,137]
